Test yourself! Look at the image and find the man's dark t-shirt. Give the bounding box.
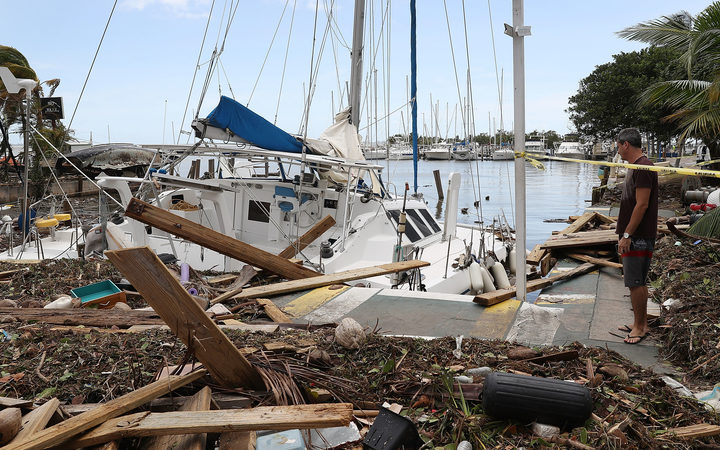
[617,155,658,239]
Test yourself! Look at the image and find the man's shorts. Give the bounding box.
[621,237,655,288]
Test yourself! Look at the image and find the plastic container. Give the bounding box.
[70,280,127,309]
[482,372,592,428]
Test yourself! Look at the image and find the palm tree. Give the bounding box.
[618,3,720,159]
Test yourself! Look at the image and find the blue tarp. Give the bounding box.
[206,96,303,153]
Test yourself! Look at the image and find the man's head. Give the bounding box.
[617,128,642,162]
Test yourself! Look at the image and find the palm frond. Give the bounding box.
[693,2,720,33]
[617,13,693,49]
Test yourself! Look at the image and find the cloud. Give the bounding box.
[121,0,211,19]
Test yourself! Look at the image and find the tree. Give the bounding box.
[618,2,720,160]
[567,47,680,147]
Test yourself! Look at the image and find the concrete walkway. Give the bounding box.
[269,260,672,373]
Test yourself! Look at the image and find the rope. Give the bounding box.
[275,0,298,125]
[177,0,216,144]
[442,0,467,132]
[247,0,291,107]
[63,0,117,145]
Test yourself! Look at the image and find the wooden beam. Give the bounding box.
[124,198,318,280]
[668,423,720,438]
[526,244,546,265]
[66,404,353,448]
[539,252,554,277]
[106,247,264,389]
[0,308,163,328]
[256,298,292,323]
[230,260,430,300]
[474,263,597,306]
[209,265,259,305]
[219,431,256,450]
[145,387,211,450]
[566,253,622,269]
[277,215,336,259]
[4,370,206,450]
[540,232,618,250]
[9,398,60,445]
[560,212,598,234]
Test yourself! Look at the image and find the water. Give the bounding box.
[380,158,600,250]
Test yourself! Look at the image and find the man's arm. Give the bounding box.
[618,187,651,254]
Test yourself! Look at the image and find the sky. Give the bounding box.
[2,0,714,146]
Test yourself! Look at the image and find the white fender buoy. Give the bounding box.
[490,261,511,289]
[508,248,517,274]
[469,261,484,293]
[480,265,496,293]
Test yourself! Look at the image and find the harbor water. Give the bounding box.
[380,158,600,250]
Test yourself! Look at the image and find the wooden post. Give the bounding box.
[208,159,215,179]
[105,247,264,389]
[125,198,318,280]
[433,169,444,200]
[277,215,336,259]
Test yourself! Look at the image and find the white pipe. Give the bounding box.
[443,172,461,240]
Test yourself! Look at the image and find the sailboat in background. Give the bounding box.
[0,1,513,295]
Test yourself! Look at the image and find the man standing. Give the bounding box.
[616,128,658,344]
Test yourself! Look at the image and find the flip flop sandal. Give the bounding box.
[624,334,648,345]
[618,324,632,333]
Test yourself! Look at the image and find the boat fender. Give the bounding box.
[508,248,517,274]
[469,262,484,293]
[479,265,496,293]
[490,262,511,289]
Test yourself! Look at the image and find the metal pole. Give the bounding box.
[21,95,32,247]
[511,0,528,301]
[410,0,418,194]
[349,0,365,127]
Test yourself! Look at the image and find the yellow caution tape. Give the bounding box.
[515,152,545,170]
[692,158,720,167]
[531,154,720,179]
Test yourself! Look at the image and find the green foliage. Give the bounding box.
[618,2,720,159]
[567,46,681,140]
[689,206,720,238]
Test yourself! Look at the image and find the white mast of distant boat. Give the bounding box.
[349,0,365,129]
[0,67,38,252]
[505,0,529,301]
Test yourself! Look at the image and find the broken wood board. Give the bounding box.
[4,370,206,450]
[256,298,292,323]
[0,308,163,328]
[124,198,318,280]
[566,253,622,269]
[0,268,28,280]
[209,265,260,305]
[277,215,336,259]
[9,398,60,445]
[0,398,33,408]
[144,387,211,450]
[229,260,429,300]
[526,244,547,265]
[106,247,264,389]
[548,229,618,240]
[541,232,618,250]
[539,252,554,277]
[667,423,720,438]
[150,393,252,412]
[66,403,354,448]
[560,212,599,234]
[521,350,579,365]
[474,263,597,306]
[219,431,256,450]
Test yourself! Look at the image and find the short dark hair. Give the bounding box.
[617,128,641,148]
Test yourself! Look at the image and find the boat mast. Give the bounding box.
[410,0,418,194]
[349,0,365,128]
[507,0,530,301]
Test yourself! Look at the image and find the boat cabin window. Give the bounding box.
[248,201,271,223]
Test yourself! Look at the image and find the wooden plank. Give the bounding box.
[66,404,353,448]
[125,198,318,280]
[526,244,546,265]
[668,423,720,438]
[0,308,163,328]
[277,215,336,259]
[9,398,60,444]
[0,268,28,280]
[560,212,598,234]
[541,234,618,250]
[547,229,618,240]
[145,386,212,450]
[521,350,579,364]
[231,260,430,300]
[567,253,622,269]
[209,265,260,305]
[4,370,206,450]
[256,298,292,323]
[540,252,553,276]
[474,263,597,306]
[106,247,264,390]
[0,398,33,408]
